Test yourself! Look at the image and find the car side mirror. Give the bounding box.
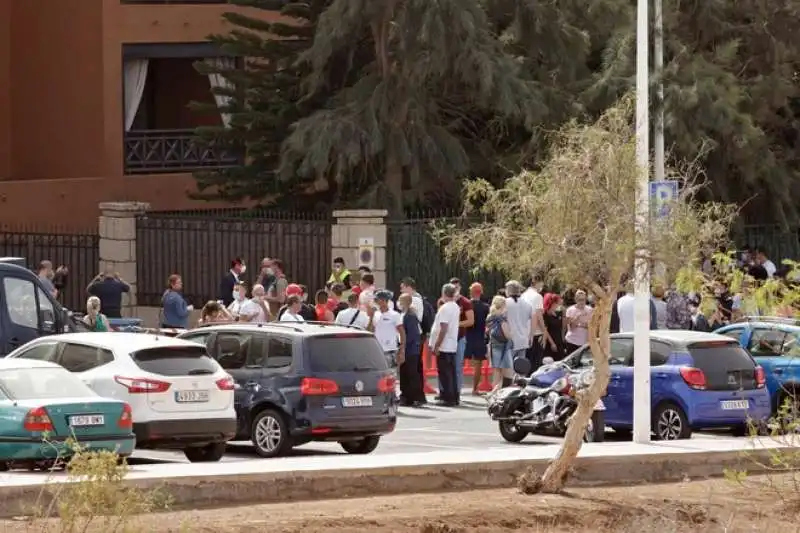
[512,357,532,376]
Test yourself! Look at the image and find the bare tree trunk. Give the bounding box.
[519,289,613,494]
[385,149,404,216]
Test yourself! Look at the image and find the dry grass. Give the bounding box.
[6,473,800,532]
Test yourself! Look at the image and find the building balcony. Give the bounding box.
[124,129,239,174]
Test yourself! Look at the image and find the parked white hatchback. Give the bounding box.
[6,332,236,462]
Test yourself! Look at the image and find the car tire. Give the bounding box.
[339,436,381,455]
[251,408,292,458]
[0,462,8,472]
[652,402,692,440]
[183,442,226,463]
[498,421,529,443]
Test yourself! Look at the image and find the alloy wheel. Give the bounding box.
[656,408,683,440]
[254,414,283,453]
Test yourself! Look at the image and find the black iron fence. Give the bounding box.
[135,210,332,308]
[386,211,505,300]
[0,228,99,311]
[736,225,800,262]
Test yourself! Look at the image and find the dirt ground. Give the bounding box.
[5,473,800,532]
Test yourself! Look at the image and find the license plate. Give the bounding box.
[69,415,104,427]
[175,390,210,403]
[342,396,373,407]
[720,400,749,410]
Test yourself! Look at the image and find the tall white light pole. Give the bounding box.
[633,0,652,444]
[654,0,665,183]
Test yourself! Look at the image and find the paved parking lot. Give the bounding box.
[129,393,739,465]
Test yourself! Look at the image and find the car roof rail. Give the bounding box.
[734,316,800,326]
[300,320,365,330]
[197,320,306,333]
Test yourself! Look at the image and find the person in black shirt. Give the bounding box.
[86,267,130,319]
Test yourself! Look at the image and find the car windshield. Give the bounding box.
[306,335,388,373]
[0,367,95,400]
[130,346,218,376]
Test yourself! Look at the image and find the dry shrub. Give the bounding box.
[22,439,173,533]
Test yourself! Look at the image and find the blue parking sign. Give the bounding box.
[650,180,679,219]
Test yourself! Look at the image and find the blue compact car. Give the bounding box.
[535,331,771,440]
[715,319,800,414]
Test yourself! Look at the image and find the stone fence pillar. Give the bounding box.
[98,202,149,317]
[331,210,388,288]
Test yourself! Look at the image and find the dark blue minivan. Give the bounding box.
[0,260,84,356]
[178,322,397,457]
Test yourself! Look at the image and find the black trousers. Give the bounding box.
[399,344,425,403]
[526,336,544,370]
[436,351,459,404]
[566,342,583,355]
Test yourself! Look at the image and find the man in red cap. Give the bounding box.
[276,283,303,321]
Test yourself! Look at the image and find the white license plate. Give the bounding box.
[342,396,373,407]
[175,390,210,403]
[720,400,749,410]
[69,415,105,427]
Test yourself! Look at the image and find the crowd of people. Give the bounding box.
[65,243,800,409]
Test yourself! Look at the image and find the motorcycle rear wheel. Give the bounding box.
[499,421,529,443]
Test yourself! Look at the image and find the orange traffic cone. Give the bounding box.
[422,345,437,394]
[477,360,494,393]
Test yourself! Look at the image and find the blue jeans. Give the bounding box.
[456,336,466,391]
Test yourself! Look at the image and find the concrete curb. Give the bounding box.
[0,448,773,517]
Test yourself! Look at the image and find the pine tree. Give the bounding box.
[192,0,333,206]
[279,0,545,215]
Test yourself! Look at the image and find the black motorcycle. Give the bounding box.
[487,357,606,443]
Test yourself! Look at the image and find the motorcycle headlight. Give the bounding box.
[580,370,596,387]
[551,377,568,392]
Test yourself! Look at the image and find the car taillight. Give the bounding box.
[24,407,53,432]
[216,377,235,391]
[114,376,171,394]
[679,367,707,390]
[377,375,396,393]
[118,404,133,428]
[300,377,339,396]
[755,366,766,388]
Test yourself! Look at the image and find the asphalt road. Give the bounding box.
[128,392,740,465]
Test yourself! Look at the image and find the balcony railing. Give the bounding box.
[124,129,240,175]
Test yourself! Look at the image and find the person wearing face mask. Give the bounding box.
[689,297,712,332]
[219,258,246,307]
[257,257,276,294]
[227,281,248,319]
[327,257,352,297]
[542,293,566,361]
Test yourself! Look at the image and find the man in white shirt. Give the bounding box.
[279,295,305,322]
[399,277,424,322]
[227,282,248,319]
[505,280,534,362]
[237,284,271,323]
[429,283,461,406]
[335,293,370,329]
[358,273,377,310]
[616,291,636,333]
[520,275,545,368]
[367,290,405,370]
[755,247,777,278]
